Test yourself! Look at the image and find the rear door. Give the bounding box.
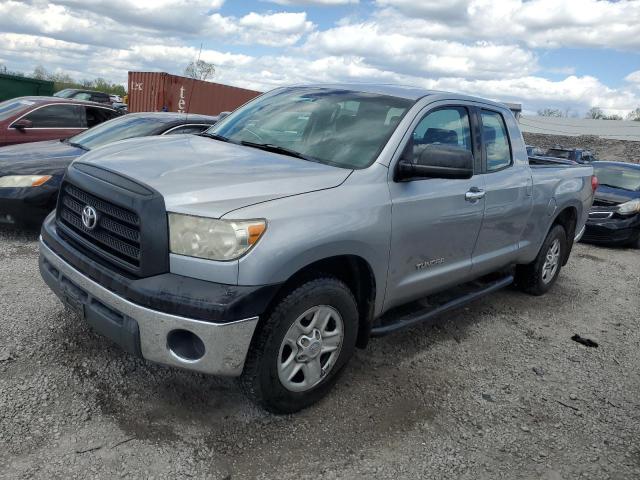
[385,102,485,309]
[8,104,87,144]
[471,107,533,275]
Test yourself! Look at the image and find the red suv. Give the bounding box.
[0,97,121,147]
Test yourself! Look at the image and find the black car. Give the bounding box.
[53,89,114,105]
[582,161,640,248]
[0,112,218,227]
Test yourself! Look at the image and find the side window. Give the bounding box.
[24,104,86,128]
[165,125,210,135]
[74,93,92,101]
[481,110,511,171]
[85,107,117,128]
[406,107,472,164]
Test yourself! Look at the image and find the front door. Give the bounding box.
[385,104,485,310]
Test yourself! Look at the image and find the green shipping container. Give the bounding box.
[0,73,54,101]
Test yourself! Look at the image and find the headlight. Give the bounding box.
[617,198,640,216]
[168,213,266,261]
[0,175,52,187]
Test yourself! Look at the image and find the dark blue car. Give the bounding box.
[582,161,640,248]
[0,112,218,227]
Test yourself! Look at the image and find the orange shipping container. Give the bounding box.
[128,72,262,115]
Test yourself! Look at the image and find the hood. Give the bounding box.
[594,184,640,206]
[0,140,84,176]
[75,135,352,218]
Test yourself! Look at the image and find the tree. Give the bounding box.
[537,108,564,117]
[585,107,604,119]
[602,114,622,121]
[184,60,216,81]
[627,108,640,121]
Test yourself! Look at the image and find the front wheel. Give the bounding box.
[515,224,567,296]
[239,277,358,413]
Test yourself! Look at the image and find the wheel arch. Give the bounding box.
[257,254,377,349]
[550,205,578,265]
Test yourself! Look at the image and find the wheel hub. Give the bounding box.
[296,329,322,361]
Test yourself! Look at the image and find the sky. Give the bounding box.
[1,0,639,116]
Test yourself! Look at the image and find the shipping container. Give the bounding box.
[128,72,261,115]
[0,73,54,101]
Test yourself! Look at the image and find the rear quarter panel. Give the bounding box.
[517,164,594,263]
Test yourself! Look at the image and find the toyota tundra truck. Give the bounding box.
[38,85,596,413]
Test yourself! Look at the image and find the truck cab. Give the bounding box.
[38,85,595,413]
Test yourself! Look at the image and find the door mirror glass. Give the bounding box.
[398,145,474,180]
[10,118,33,130]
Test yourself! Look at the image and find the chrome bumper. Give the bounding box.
[39,239,258,376]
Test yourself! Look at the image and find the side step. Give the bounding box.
[370,274,514,337]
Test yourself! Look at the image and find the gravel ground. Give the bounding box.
[1,225,639,480]
[522,133,640,164]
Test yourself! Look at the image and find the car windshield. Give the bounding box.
[69,114,168,150]
[0,99,35,121]
[206,87,413,169]
[594,165,640,191]
[546,149,573,159]
[53,89,74,98]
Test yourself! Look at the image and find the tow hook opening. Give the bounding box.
[167,329,205,362]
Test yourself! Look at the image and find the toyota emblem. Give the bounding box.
[81,205,98,230]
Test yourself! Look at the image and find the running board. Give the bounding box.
[370,275,514,337]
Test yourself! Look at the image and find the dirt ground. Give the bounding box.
[1,225,639,480]
[522,132,640,164]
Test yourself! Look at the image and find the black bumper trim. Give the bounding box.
[41,213,281,323]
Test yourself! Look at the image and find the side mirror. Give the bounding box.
[217,111,231,122]
[11,118,33,131]
[396,144,474,181]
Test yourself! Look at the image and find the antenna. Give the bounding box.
[185,42,203,123]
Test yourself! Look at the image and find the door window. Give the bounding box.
[23,104,86,128]
[85,107,119,128]
[481,110,511,171]
[406,107,472,163]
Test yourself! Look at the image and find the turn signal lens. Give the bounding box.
[591,175,598,192]
[31,175,52,187]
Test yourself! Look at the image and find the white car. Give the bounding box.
[109,94,122,103]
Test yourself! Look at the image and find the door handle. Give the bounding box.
[465,188,485,202]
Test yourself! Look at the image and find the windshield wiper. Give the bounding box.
[239,140,310,160]
[199,132,229,142]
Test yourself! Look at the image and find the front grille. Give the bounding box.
[58,183,141,268]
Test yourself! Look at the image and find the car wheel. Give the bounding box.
[239,277,358,413]
[515,224,567,296]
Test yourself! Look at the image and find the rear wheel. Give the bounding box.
[239,277,358,413]
[516,224,567,296]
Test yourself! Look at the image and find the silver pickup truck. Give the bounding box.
[39,84,595,413]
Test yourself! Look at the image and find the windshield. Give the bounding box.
[0,99,34,121]
[206,87,413,169]
[69,115,168,150]
[546,149,573,160]
[53,89,74,98]
[594,165,640,191]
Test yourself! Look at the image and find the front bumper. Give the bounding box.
[0,183,59,226]
[40,238,261,376]
[583,213,640,245]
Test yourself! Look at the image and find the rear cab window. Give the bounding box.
[481,110,512,172]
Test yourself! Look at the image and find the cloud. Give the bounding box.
[375,0,640,50]
[0,0,638,116]
[266,0,358,5]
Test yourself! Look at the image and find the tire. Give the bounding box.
[627,233,640,249]
[239,277,358,414]
[515,224,567,296]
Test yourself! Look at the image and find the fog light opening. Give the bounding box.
[167,329,205,362]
